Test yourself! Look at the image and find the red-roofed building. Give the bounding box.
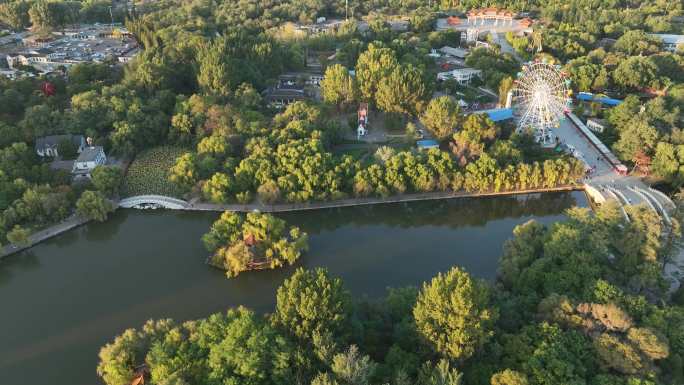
[447,16,461,25]
[467,7,515,26]
[518,18,534,28]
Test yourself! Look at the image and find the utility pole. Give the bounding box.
[345,0,348,21]
[108,6,114,28]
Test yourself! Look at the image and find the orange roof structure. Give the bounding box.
[244,234,257,247]
[446,16,461,25]
[130,374,144,385]
[467,7,514,18]
[518,18,533,28]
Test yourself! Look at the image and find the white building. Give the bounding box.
[586,119,606,133]
[72,146,106,176]
[118,48,140,63]
[306,74,324,86]
[437,68,482,85]
[35,135,86,158]
[439,46,469,59]
[649,34,684,52]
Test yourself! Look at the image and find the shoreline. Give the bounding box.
[0,215,92,261]
[186,185,581,212]
[0,186,583,260]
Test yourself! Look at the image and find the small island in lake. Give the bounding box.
[202,211,309,277]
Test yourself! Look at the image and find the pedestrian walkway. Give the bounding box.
[0,215,90,260]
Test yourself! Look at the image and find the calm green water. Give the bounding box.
[0,192,586,385]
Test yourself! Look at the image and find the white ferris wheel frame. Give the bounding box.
[512,62,569,141]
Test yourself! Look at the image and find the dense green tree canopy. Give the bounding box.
[76,190,114,222]
[414,266,497,361]
[421,96,462,141]
[272,267,352,343]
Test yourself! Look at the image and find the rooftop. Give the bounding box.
[475,108,514,122]
[439,46,469,58]
[577,92,622,106]
[76,146,104,162]
[417,139,440,149]
[35,134,84,149]
[649,34,684,44]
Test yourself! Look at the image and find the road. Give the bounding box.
[491,31,523,62]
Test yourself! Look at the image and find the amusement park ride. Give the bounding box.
[511,59,573,147]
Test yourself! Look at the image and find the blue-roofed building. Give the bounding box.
[576,92,622,106]
[417,139,440,150]
[474,108,514,122]
[577,92,593,102]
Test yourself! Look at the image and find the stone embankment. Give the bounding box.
[0,215,91,260]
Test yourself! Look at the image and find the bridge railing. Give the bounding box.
[119,195,189,209]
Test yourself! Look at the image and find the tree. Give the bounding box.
[203,212,308,277]
[417,359,463,385]
[465,47,519,90]
[329,345,376,385]
[76,190,114,222]
[57,137,78,160]
[197,135,231,158]
[197,38,237,98]
[593,333,646,375]
[169,153,199,193]
[451,114,499,165]
[28,0,76,31]
[498,220,547,288]
[0,1,30,31]
[272,268,352,343]
[613,30,662,56]
[503,323,595,385]
[613,56,658,90]
[355,44,398,103]
[421,96,462,141]
[7,224,30,247]
[565,58,608,92]
[627,328,669,361]
[202,172,232,203]
[490,370,529,385]
[652,143,684,187]
[498,76,514,106]
[375,64,429,115]
[613,117,659,162]
[321,64,357,107]
[91,165,123,197]
[413,266,496,361]
[205,307,296,385]
[19,104,63,140]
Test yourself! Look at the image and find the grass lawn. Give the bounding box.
[121,146,188,198]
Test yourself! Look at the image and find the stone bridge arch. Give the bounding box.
[118,195,189,209]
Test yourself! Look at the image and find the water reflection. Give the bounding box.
[83,209,127,242]
[281,192,580,233]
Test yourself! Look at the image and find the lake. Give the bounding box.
[0,191,587,385]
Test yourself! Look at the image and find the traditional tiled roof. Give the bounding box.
[446,16,461,25]
[76,146,104,162]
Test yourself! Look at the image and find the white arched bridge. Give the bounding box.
[118,195,189,209]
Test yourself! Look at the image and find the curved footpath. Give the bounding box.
[0,186,578,260]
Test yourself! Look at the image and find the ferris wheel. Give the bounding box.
[512,61,570,146]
